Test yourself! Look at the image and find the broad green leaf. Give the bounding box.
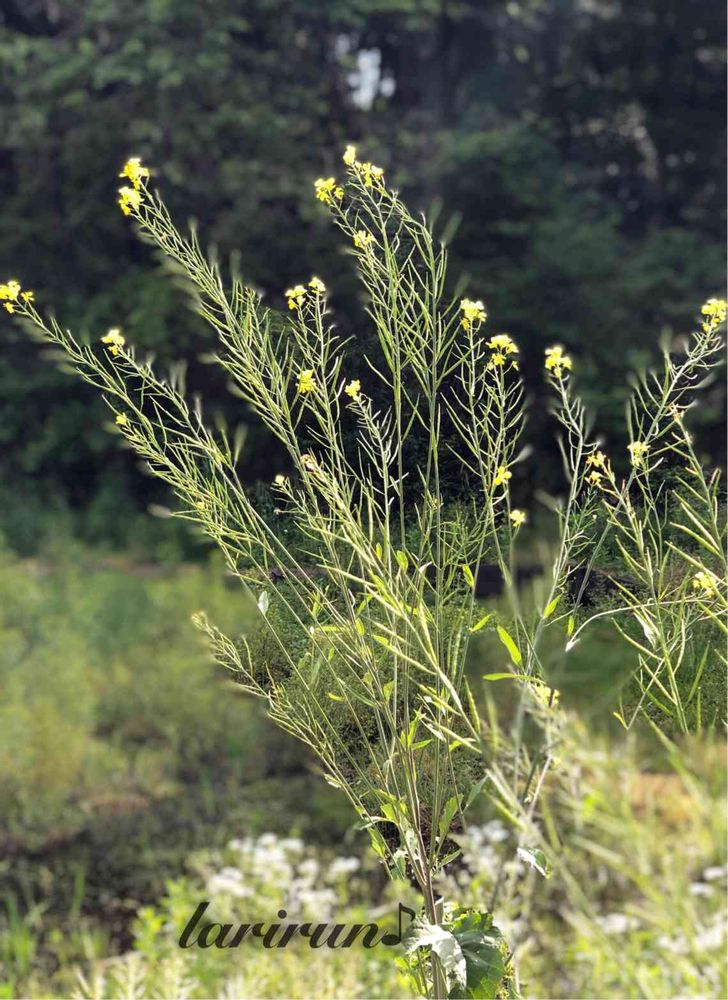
[403,921,466,993]
[517,846,551,878]
[496,626,522,665]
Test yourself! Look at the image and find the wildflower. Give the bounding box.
[545,345,573,378]
[300,453,319,472]
[494,465,512,487]
[628,441,649,465]
[344,379,361,400]
[308,276,326,295]
[118,186,142,216]
[353,230,374,249]
[0,279,28,313]
[488,352,506,367]
[297,369,316,395]
[486,334,518,355]
[273,474,288,486]
[586,471,602,486]
[285,284,307,311]
[692,570,718,592]
[359,162,384,188]
[118,157,149,190]
[701,298,727,329]
[460,298,487,331]
[101,328,126,357]
[314,177,344,205]
[115,413,129,427]
[586,450,607,469]
[510,509,527,528]
[343,145,357,166]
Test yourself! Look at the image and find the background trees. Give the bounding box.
[0,0,724,551]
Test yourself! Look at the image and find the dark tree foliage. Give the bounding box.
[0,0,724,552]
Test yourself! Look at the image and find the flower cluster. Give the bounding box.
[692,570,718,593]
[701,298,727,331]
[341,145,385,189]
[627,441,649,466]
[117,157,149,216]
[486,333,519,371]
[585,450,610,487]
[0,280,33,313]
[297,369,316,395]
[344,379,361,400]
[353,229,375,249]
[544,344,572,378]
[313,177,343,206]
[101,328,126,357]
[509,509,526,528]
[459,298,486,331]
[285,276,326,311]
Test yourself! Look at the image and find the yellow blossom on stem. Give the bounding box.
[586,470,602,486]
[297,369,316,395]
[488,352,506,368]
[509,509,527,528]
[494,465,512,488]
[486,334,518,355]
[115,413,129,427]
[101,328,126,357]
[701,298,727,330]
[628,441,649,465]
[586,450,607,469]
[118,186,142,216]
[0,279,32,313]
[344,379,361,400]
[285,284,307,311]
[314,177,344,205]
[545,345,573,378]
[343,145,358,166]
[119,157,150,190]
[353,230,374,249]
[308,276,326,295]
[273,473,288,486]
[692,570,718,592]
[359,162,384,188]
[459,298,486,331]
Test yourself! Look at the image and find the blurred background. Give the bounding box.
[0,2,725,997]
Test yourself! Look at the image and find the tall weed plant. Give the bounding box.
[5,150,725,999]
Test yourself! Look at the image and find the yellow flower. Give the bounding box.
[308,276,326,295]
[544,345,573,378]
[586,450,607,469]
[101,327,126,357]
[119,157,150,190]
[343,145,358,166]
[628,441,649,465]
[586,470,602,486]
[344,379,361,399]
[460,298,487,331]
[314,177,344,205]
[273,473,288,486]
[488,352,506,368]
[118,186,142,216]
[486,334,518,355]
[701,298,727,330]
[297,369,316,395]
[353,230,374,249]
[285,284,307,310]
[692,570,718,592]
[0,279,31,313]
[509,509,527,528]
[115,413,129,427]
[359,162,384,188]
[494,465,512,487]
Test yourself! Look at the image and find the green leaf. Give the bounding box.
[449,911,506,999]
[461,564,475,588]
[327,691,344,702]
[496,626,522,665]
[403,921,466,993]
[438,795,460,845]
[395,549,409,572]
[483,672,518,681]
[567,615,575,638]
[516,846,551,878]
